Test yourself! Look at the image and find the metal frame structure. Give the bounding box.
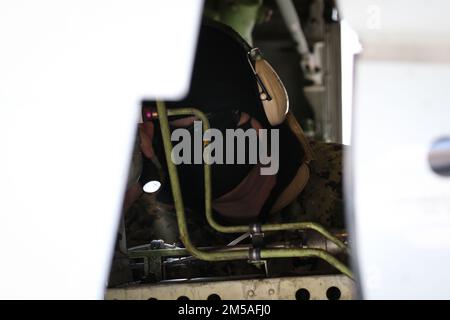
[126,101,353,279]
[106,274,354,300]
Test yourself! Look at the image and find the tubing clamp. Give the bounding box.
[248,248,262,264]
[249,223,265,249]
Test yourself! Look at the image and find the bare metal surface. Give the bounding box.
[105,275,355,300]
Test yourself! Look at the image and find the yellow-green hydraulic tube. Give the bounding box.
[165,107,347,252]
[155,101,353,279]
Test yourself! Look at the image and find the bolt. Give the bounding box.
[268,289,275,295]
[248,290,255,297]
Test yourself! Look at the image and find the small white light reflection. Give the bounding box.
[143,180,161,193]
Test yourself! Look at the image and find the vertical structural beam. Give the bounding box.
[275,0,310,56]
[324,21,342,143]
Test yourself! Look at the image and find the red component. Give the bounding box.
[142,106,158,122]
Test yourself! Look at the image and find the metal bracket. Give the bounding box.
[249,223,265,249]
[248,224,265,265]
[248,248,262,264]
